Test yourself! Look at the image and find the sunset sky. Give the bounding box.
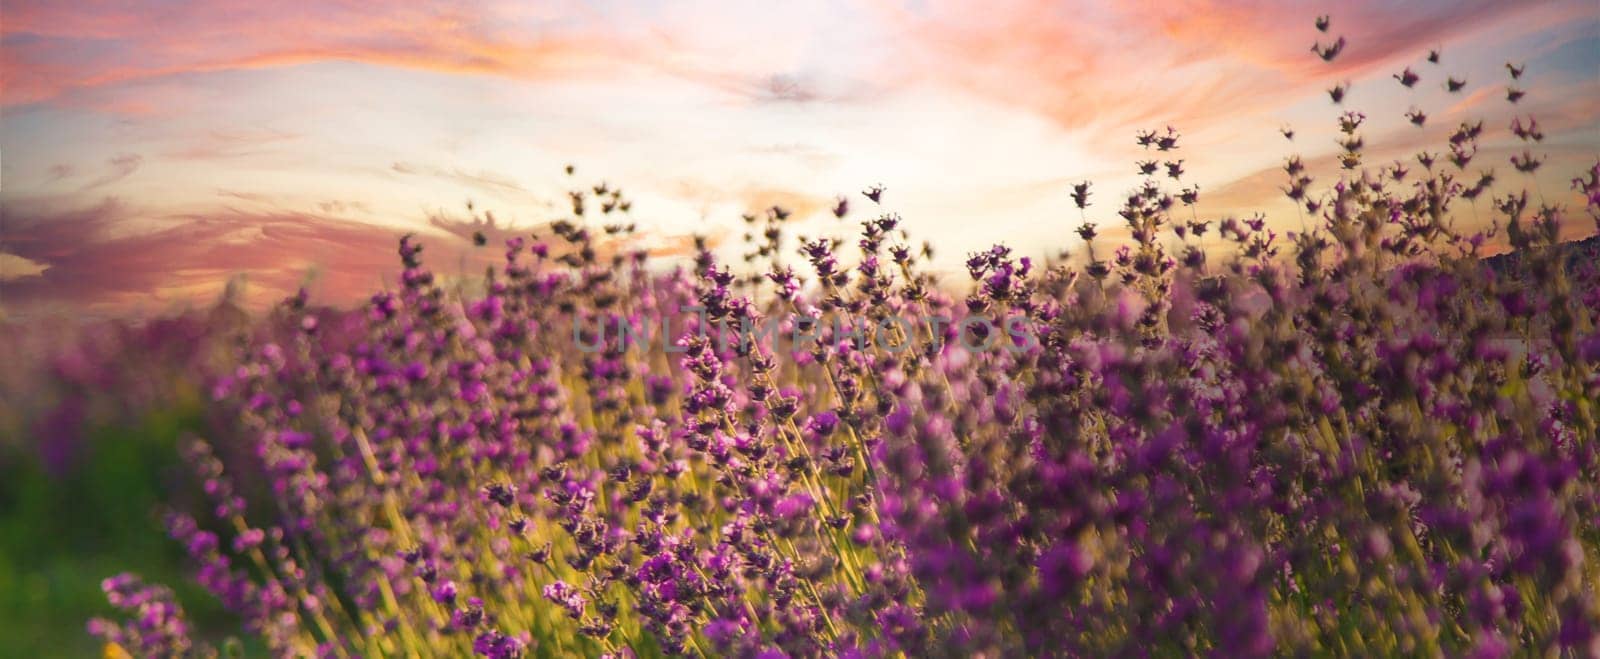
[2,0,1598,315]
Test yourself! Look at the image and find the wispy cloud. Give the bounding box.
[0,0,660,109]
[80,153,143,190]
[1,0,1595,312]
[0,198,408,313]
[390,161,554,208]
[875,0,1589,140]
[0,194,708,315]
[392,162,523,195]
[164,129,300,160]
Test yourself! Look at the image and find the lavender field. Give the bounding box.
[4,4,1600,658]
[6,154,1599,656]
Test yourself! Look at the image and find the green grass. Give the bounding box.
[0,404,237,657]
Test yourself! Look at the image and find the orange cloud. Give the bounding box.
[1,0,651,109]
[874,0,1588,141]
[3,0,1595,319]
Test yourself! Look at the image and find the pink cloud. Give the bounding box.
[3,0,1596,319]
[1,1,652,109]
[875,0,1588,139]
[0,198,414,313]
[0,195,705,315]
